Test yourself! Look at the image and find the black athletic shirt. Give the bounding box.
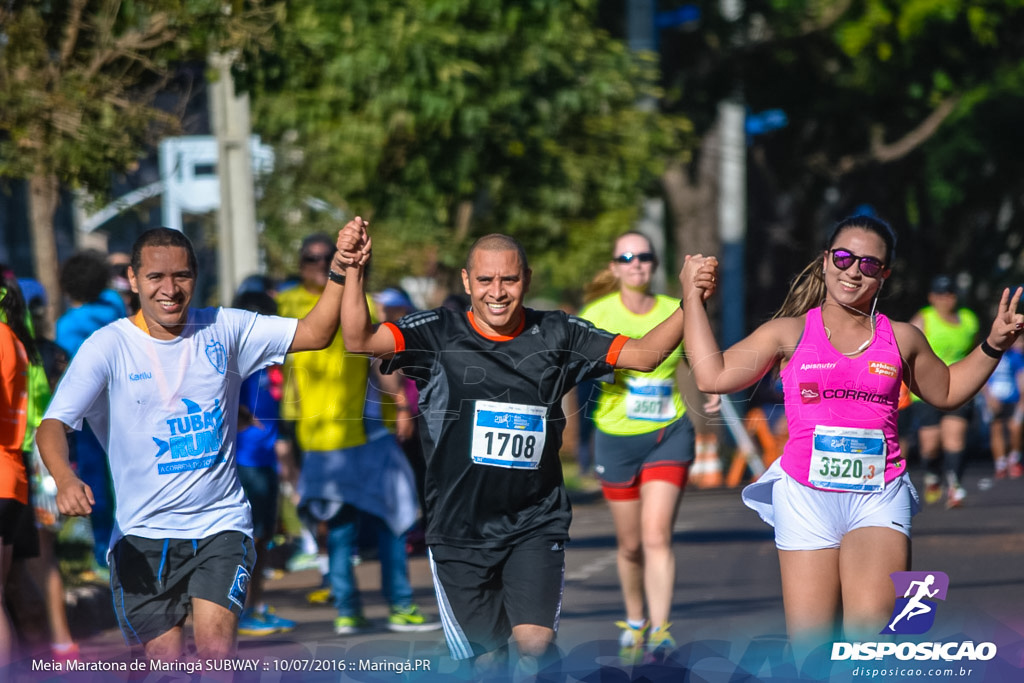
[382,306,623,548]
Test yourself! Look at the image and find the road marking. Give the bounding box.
[566,551,617,582]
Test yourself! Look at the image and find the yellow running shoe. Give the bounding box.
[923,474,943,505]
[306,587,332,605]
[647,623,676,658]
[615,620,648,665]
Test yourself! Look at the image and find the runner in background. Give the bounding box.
[579,231,715,662]
[981,336,1024,480]
[909,275,979,509]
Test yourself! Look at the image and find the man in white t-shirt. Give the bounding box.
[36,223,364,661]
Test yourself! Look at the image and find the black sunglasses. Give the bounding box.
[613,252,656,264]
[830,248,885,278]
[301,252,334,265]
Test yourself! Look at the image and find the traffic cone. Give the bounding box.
[692,432,723,489]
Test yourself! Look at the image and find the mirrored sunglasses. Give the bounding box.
[613,252,656,264]
[830,248,885,277]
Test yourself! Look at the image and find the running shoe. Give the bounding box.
[945,485,967,509]
[286,552,323,573]
[923,474,943,505]
[1008,462,1024,479]
[238,610,279,636]
[387,604,442,632]
[258,606,296,632]
[615,620,648,665]
[646,623,676,658]
[333,615,372,635]
[306,587,333,605]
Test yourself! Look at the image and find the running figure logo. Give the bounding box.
[881,571,949,635]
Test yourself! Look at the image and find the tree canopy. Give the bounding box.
[657,0,1024,321]
[243,0,693,297]
[0,0,278,323]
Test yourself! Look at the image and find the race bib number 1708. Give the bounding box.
[471,401,547,470]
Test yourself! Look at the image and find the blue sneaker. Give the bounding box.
[257,606,296,632]
[238,609,278,636]
[238,606,295,635]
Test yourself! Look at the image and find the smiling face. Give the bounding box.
[128,244,196,339]
[461,247,531,337]
[611,233,656,292]
[823,227,890,310]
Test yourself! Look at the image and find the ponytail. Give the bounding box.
[583,267,620,305]
[773,256,827,320]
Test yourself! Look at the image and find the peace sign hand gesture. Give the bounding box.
[985,286,1024,354]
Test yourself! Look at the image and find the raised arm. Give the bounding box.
[680,254,791,394]
[612,258,717,371]
[289,217,371,352]
[338,221,400,358]
[900,287,1024,410]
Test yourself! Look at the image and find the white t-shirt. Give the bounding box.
[44,307,298,545]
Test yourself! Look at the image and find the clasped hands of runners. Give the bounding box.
[337,217,372,268]
[680,255,719,304]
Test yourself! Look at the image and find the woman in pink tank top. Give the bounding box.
[679,215,1024,660]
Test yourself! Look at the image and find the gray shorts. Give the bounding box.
[594,414,695,493]
[110,531,256,645]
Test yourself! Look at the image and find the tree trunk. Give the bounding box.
[28,171,61,334]
[662,129,722,438]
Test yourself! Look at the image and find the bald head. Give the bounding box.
[465,234,529,274]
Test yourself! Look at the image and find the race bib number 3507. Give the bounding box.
[471,401,547,470]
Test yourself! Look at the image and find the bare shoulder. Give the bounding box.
[757,315,807,347]
[891,320,927,349]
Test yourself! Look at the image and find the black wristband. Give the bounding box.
[980,339,1004,359]
[327,270,346,285]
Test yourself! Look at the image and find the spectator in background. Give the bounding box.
[0,269,39,668]
[277,234,368,587]
[910,275,979,509]
[982,335,1024,480]
[55,250,126,574]
[8,277,78,661]
[373,287,426,540]
[107,252,139,315]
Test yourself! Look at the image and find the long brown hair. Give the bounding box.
[774,215,897,320]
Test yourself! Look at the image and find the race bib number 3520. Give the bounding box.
[471,401,547,470]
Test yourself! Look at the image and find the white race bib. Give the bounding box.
[471,401,547,470]
[624,377,675,421]
[809,425,886,492]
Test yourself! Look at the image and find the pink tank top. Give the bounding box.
[780,307,905,491]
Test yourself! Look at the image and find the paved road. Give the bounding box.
[13,463,1024,682]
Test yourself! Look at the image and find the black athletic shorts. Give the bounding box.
[110,530,256,645]
[913,400,972,428]
[429,535,565,660]
[0,498,38,559]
